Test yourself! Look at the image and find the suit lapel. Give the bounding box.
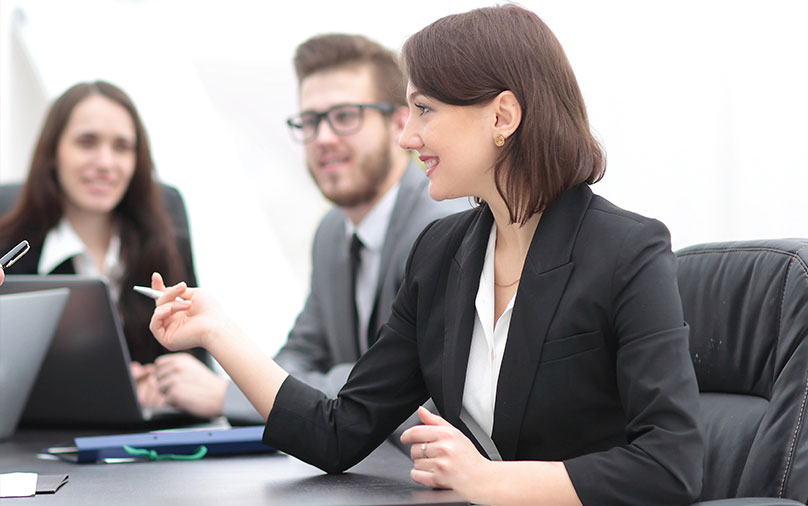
[442,208,493,421]
[50,258,76,275]
[12,244,75,275]
[377,163,423,279]
[491,184,593,460]
[370,163,424,337]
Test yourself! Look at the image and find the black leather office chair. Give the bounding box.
[0,182,190,236]
[0,184,21,216]
[677,240,808,506]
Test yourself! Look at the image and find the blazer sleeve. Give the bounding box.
[262,222,436,473]
[564,218,703,506]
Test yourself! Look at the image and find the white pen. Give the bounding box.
[133,285,188,302]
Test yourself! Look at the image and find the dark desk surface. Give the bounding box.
[1,428,469,505]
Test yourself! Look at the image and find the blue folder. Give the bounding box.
[70,425,274,463]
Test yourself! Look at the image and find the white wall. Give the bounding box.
[1,0,807,355]
[0,4,48,186]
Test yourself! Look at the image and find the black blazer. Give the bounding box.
[264,184,704,506]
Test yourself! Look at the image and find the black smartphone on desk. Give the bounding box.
[1,240,30,269]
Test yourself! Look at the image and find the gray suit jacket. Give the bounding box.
[223,162,467,423]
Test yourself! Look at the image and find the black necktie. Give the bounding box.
[349,233,364,348]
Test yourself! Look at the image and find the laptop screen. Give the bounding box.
[0,288,69,439]
[0,276,147,427]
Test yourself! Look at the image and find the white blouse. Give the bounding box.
[38,217,125,302]
[461,222,516,437]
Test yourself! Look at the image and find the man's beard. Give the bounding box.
[310,137,393,209]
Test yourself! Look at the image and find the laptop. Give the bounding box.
[0,275,201,428]
[0,288,70,440]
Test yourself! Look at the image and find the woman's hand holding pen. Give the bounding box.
[148,272,224,352]
[148,272,288,421]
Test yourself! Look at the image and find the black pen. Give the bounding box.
[1,240,30,269]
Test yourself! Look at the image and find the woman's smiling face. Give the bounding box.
[55,94,136,216]
[399,83,499,203]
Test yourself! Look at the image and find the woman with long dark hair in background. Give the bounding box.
[0,80,203,406]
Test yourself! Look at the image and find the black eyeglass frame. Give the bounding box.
[286,102,395,143]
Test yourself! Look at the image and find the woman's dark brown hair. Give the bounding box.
[402,5,605,224]
[0,81,190,363]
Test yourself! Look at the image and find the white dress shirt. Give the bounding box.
[38,217,125,303]
[345,183,400,353]
[462,222,516,437]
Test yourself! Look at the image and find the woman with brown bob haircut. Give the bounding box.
[0,80,205,403]
[147,5,703,505]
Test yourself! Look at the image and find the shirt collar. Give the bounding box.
[39,218,87,274]
[475,221,498,334]
[38,217,122,278]
[480,221,497,290]
[344,182,400,252]
[475,221,517,334]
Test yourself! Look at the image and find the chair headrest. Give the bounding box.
[0,182,188,235]
[676,239,808,396]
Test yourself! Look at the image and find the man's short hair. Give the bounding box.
[293,34,406,108]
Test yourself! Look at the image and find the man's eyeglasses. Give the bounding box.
[286,102,394,143]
